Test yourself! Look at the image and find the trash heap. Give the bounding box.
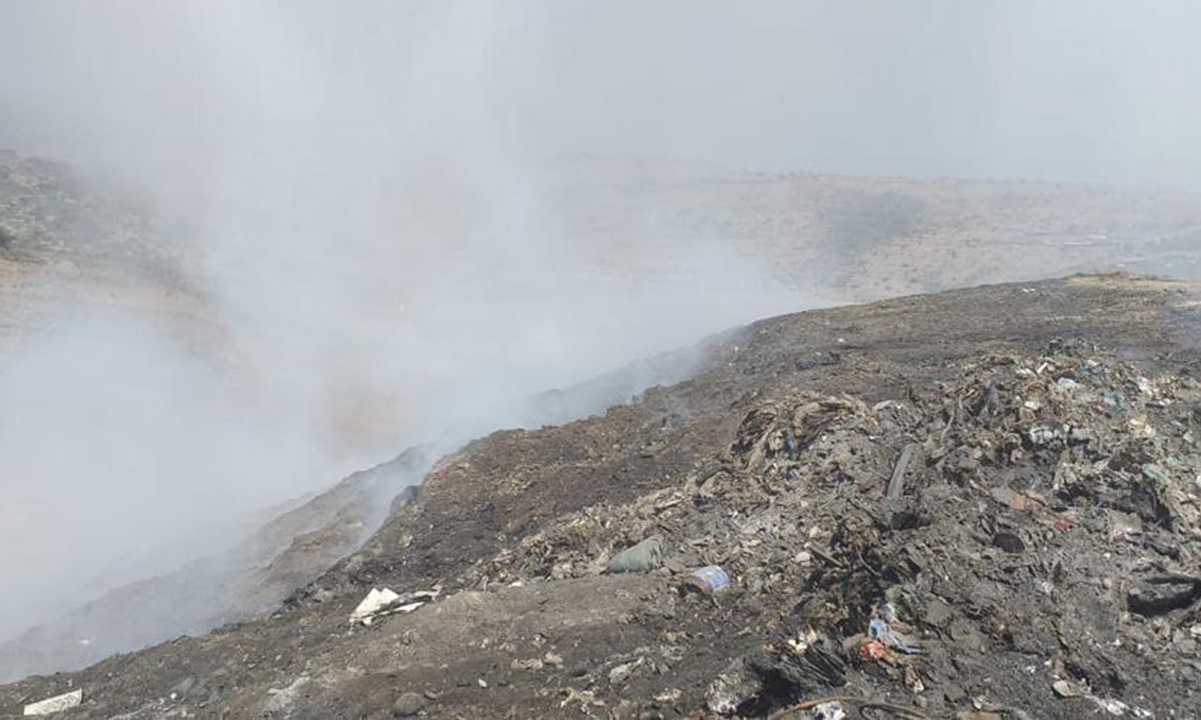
[458,341,1201,717]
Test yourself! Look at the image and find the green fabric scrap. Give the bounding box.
[607,535,664,573]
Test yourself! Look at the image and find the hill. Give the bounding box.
[2,274,1200,718]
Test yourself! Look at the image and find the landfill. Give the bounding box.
[457,340,1201,717]
[3,277,1201,718]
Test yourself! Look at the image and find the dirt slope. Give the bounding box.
[2,274,1200,719]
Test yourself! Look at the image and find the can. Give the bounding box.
[685,565,730,593]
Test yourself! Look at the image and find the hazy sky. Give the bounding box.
[1,0,1199,188]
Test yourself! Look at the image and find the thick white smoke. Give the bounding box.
[0,0,802,650]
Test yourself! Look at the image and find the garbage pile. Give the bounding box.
[458,341,1201,717]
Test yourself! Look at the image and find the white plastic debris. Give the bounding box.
[23,688,82,716]
[813,701,847,720]
[395,589,441,615]
[349,588,400,625]
[349,586,442,625]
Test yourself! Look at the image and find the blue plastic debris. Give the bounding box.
[868,617,922,654]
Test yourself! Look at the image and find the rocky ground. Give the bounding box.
[3,273,1201,718]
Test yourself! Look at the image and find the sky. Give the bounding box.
[2,1,1199,188]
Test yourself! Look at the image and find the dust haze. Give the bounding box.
[0,0,1197,655]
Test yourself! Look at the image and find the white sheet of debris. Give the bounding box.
[350,587,400,624]
[23,688,82,716]
[349,586,441,625]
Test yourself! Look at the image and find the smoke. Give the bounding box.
[0,308,339,641]
[1,0,1198,666]
[0,0,805,653]
[7,2,1201,191]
